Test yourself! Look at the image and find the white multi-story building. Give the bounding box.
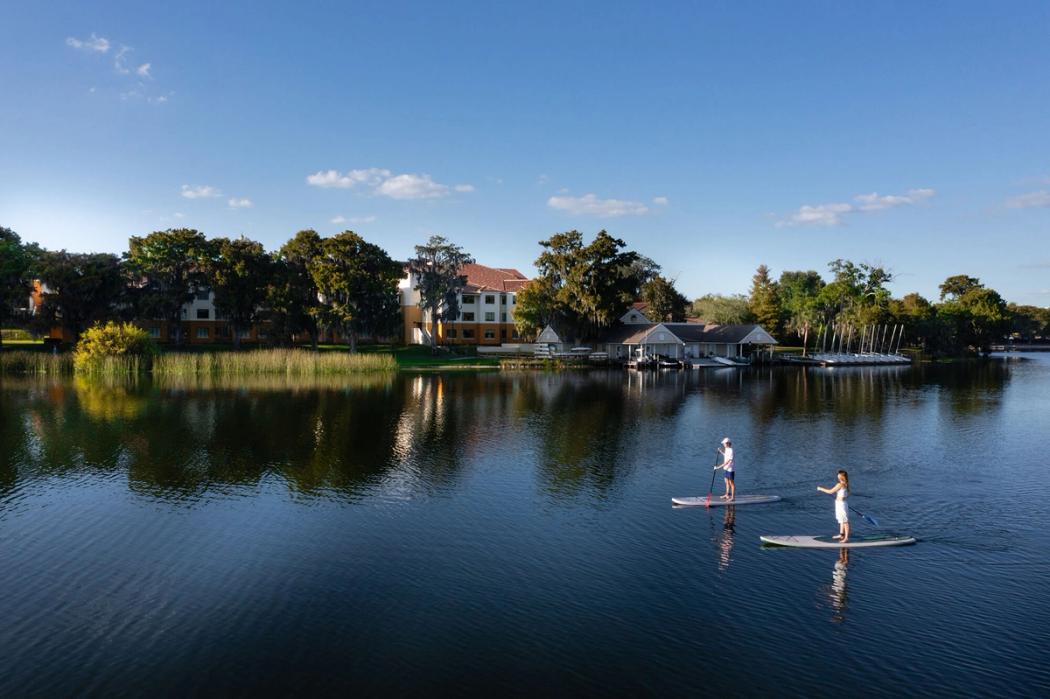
[400,263,531,345]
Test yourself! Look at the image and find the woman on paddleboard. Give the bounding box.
[714,437,735,501]
[817,470,850,542]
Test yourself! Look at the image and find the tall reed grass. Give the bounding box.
[2,348,396,377]
[153,349,396,376]
[0,351,73,375]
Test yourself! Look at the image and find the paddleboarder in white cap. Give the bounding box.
[714,437,735,501]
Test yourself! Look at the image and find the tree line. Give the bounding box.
[1,226,407,351]
[697,260,1049,356]
[3,224,1046,356]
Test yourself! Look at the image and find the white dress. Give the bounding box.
[835,487,849,524]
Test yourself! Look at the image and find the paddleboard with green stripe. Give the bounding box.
[760,534,916,549]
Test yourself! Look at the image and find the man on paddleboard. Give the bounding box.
[714,437,735,501]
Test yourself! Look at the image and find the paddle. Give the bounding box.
[705,451,719,508]
[849,505,879,527]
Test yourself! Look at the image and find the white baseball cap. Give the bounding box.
[721,437,731,444]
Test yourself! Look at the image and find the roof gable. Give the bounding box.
[459,263,531,292]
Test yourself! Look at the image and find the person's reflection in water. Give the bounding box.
[717,506,736,572]
[828,548,850,623]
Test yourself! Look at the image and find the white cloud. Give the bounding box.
[778,188,936,227]
[376,173,450,199]
[854,188,935,211]
[331,215,377,225]
[66,34,110,53]
[779,202,854,227]
[174,212,185,219]
[547,193,650,217]
[537,174,550,185]
[653,196,669,206]
[1006,191,1050,209]
[308,168,470,200]
[228,198,253,209]
[306,168,391,189]
[136,62,152,78]
[113,46,132,74]
[181,184,222,199]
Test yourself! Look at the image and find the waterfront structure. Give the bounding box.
[536,320,777,362]
[399,263,530,346]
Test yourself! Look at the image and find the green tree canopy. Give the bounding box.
[0,227,37,345]
[407,236,474,350]
[309,231,402,352]
[533,230,646,340]
[690,294,753,325]
[125,229,210,346]
[513,277,559,340]
[269,229,324,348]
[640,275,689,322]
[1008,303,1050,341]
[34,250,125,341]
[208,236,273,349]
[939,275,982,301]
[748,264,782,336]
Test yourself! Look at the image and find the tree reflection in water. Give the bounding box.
[0,361,1012,504]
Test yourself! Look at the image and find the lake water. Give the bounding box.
[2,357,1049,696]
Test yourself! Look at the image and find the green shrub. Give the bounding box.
[73,322,158,374]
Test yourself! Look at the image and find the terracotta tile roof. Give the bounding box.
[459,263,530,292]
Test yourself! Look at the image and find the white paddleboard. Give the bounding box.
[672,495,782,507]
[760,534,916,549]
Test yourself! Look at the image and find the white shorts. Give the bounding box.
[835,500,849,524]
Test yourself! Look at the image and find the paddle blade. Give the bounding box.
[864,514,880,527]
[705,493,712,508]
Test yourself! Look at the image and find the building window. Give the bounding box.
[484,312,495,322]
[217,325,231,338]
[462,329,475,339]
[196,308,210,320]
[148,327,160,338]
[196,327,209,339]
[500,294,507,304]
[500,312,507,322]
[239,329,251,339]
[484,294,495,304]
[511,329,520,339]
[195,288,210,301]
[446,329,457,338]
[484,330,496,339]
[510,294,515,305]
[500,329,507,339]
[463,312,475,321]
[462,294,476,304]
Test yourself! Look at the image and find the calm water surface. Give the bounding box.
[2,357,1049,696]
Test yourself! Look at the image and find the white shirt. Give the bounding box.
[721,446,734,472]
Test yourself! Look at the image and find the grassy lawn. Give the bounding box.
[359,344,500,369]
[0,339,47,351]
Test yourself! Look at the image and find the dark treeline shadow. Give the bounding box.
[523,371,690,499]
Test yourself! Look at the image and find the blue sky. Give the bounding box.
[2,1,1049,304]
